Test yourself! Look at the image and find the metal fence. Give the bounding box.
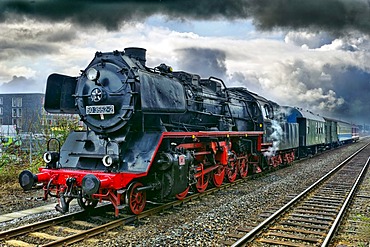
[0,133,47,164]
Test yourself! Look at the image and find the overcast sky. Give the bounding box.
[0,0,369,124]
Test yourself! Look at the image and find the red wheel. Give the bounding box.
[212,165,225,187]
[226,152,238,183]
[276,155,283,167]
[127,182,146,215]
[176,186,190,200]
[238,158,248,178]
[195,163,209,193]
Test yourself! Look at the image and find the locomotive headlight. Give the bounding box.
[43,151,59,164]
[102,154,119,167]
[86,68,100,81]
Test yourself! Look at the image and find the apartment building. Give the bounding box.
[0,93,45,133]
[0,93,82,134]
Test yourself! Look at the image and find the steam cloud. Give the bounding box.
[264,120,283,158]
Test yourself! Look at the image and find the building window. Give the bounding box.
[0,97,3,105]
[12,108,22,117]
[12,97,22,107]
[0,107,2,115]
[12,118,22,127]
[0,118,2,125]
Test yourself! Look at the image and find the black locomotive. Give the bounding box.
[19,47,358,215]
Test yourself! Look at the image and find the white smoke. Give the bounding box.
[263,120,283,157]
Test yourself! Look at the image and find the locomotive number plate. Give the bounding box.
[86,105,115,115]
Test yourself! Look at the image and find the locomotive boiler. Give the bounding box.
[18,48,281,215]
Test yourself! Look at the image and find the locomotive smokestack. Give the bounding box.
[124,47,146,66]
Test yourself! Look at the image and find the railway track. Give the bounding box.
[0,170,255,247]
[229,142,370,247]
[1,143,365,246]
[332,168,370,245]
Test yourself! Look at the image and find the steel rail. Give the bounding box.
[42,180,248,246]
[42,215,137,247]
[321,156,370,246]
[0,210,86,240]
[0,203,115,240]
[232,142,370,247]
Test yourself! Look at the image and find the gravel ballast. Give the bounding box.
[76,138,370,246]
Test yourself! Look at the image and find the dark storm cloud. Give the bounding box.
[175,48,227,79]
[250,0,370,34]
[7,19,77,43]
[326,66,370,123]
[0,23,77,61]
[0,39,58,60]
[257,56,370,123]
[1,0,370,33]
[46,29,78,43]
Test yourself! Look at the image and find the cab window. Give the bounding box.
[263,104,274,120]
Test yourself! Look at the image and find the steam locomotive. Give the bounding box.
[18,48,359,215]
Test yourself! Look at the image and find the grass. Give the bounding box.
[0,149,44,186]
[0,119,79,185]
[357,215,370,242]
